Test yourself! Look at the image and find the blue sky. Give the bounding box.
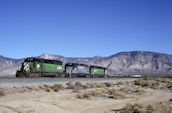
[0,0,172,58]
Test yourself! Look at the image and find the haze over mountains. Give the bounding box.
[0,51,172,77]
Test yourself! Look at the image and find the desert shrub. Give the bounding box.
[44,84,50,88]
[160,78,171,84]
[144,77,154,81]
[159,85,166,90]
[151,82,160,89]
[143,81,152,87]
[0,90,5,96]
[169,98,172,102]
[73,81,87,90]
[134,79,145,86]
[163,76,172,78]
[94,83,104,88]
[120,86,144,95]
[25,86,33,90]
[76,93,90,99]
[143,77,171,83]
[135,78,172,90]
[91,91,99,96]
[152,101,172,113]
[83,93,89,98]
[76,94,82,99]
[90,91,102,97]
[66,81,73,86]
[85,82,104,88]
[113,91,126,99]
[54,84,63,89]
[86,83,94,88]
[45,88,51,92]
[105,88,115,95]
[160,104,172,113]
[51,84,63,92]
[134,79,155,88]
[106,89,125,99]
[167,84,172,89]
[66,81,74,89]
[116,81,125,85]
[72,88,81,93]
[125,81,130,85]
[54,88,58,92]
[75,81,82,86]
[147,104,154,110]
[123,103,154,113]
[103,82,114,87]
[120,86,131,93]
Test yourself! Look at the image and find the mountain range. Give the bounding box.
[0,51,172,77]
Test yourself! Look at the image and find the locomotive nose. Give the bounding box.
[36,63,40,68]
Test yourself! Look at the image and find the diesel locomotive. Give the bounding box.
[16,57,108,77]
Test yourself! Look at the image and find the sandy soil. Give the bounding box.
[0,80,172,113]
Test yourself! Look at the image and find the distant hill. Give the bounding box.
[0,51,172,77]
[0,55,24,77]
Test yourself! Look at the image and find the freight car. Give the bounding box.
[16,57,108,78]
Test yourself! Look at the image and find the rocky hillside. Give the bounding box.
[0,55,24,77]
[0,51,172,77]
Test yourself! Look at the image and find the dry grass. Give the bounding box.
[134,78,172,90]
[116,81,125,85]
[122,103,154,113]
[103,82,114,87]
[157,101,172,113]
[75,88,126,100]
[160,104,172,113]
[112,91,126,99]
[76,93,90,99]
[120,85,145,95]
[90,90,103,97]
[85,82,105,88]
[66,81,87,89]
[94,83,105,88]
[101,89,126,99]
[85,83,94,88]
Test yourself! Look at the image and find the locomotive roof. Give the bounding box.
[65,63,89,67]
[90,65,107,69]
[24,57,62,64]
[65,63,106,69]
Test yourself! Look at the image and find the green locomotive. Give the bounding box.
[16,58,65,77]
[90,65,108,77]
[16,57,108,77]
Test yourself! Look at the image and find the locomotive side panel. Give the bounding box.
[41,63,63,73]
[90,66,107,77]
[65,63,90,77]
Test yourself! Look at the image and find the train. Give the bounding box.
[16,57,108,77]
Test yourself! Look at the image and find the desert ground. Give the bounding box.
[0,78,172,113]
